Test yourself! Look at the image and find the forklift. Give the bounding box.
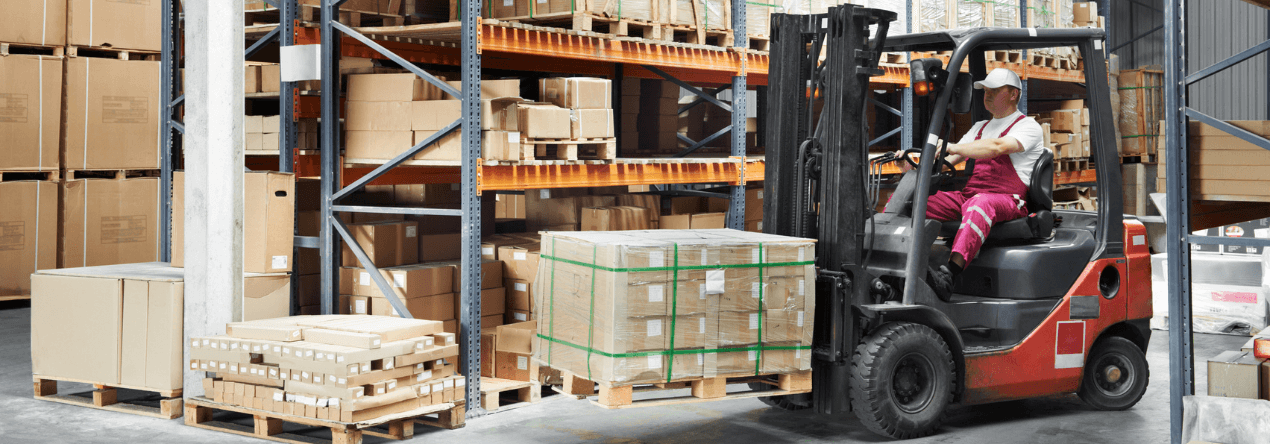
[755,5,1154,439]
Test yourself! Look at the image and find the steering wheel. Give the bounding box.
[900,147,957,176]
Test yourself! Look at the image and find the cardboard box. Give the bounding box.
[507,310,532,324]
[661,213,727,230]
[482,314,504,329]
[481,329,497,377]
[0,182,57,298]
[498,246,540,281]
[1,0,65,45]
[347,74,429,101]
[260,64,280,93]
[410,98,521,131]
[539,78,612,109]
[572,109,615,139]
[245,64,261,93]
[667,196,706,215]
[1073,1,1094,24]
[444,79,520,99]
[1208,351,1261,399]
[63,57,160,169]
[1048,109,1082,133]
[348,101,412,131]
[0,55,62,171]
[243,274,292,321]
[60,178,158,268]
[344,131,415,161]
[368,293,455,320]
[344,263,453,299]
[68,0,160,51]
[394,183,460,206]
[506,279,532,311]
[430,258,504,293]
[172,172,295,273]
[418,233,461,262]
[340,221,419,268]
[517,103,572,139]
[582,206,650,231]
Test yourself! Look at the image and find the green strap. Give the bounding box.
[586,245,597,380]
[540,254,812,272]
[548,237,558,367]
[538,333,810,358]
[666,244,680,382]
[754,243,764,375]
[1118,86,1162,90]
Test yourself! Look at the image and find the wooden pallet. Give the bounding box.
[66,46,160,61]
[479,377,540,412]
[555,369,812,409]
[246,3,408,27]
[34,376,183,419]
[507,12,664,40]
[1057,159,1091,173]
[524,138,616,161]
[185,397,464,444]
[663,24,733,47]
[0,294,31,302]
[0,42,64,57]
[65,169,161,181]
[0,170,59,182]
[986,50,1022,64]
[1121,154,1158,165]
[746,35,769,51]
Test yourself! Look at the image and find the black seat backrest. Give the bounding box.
[1027,149,1054,213]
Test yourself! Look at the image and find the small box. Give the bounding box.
[517,103,572,139]
[539,77,612,109]
[1208,351,1261,399]
[572,109,615,139]
[340,221,419,268]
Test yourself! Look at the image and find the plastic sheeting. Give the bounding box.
[1150,252,1270,336]
[1182,396,1270,444]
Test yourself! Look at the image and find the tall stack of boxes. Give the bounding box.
[189,316,465,421]
[1036,100,1090,161]
[619,81,641,153]
[639,79,681,152]
[538,77,615,142]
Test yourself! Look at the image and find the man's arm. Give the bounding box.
[948,136,1023,160]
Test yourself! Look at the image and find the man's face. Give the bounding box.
[983,85,1017,116]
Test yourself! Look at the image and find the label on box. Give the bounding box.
[699,317,706,334]
[752,249,761,264]
[315,352,325,360]
[331,398,341,408]
[540,190,551,199]
[457,378,466,388]
[697,354,704,365]
[394,274,407,288]
[219,362,227,370]
[0,93,29,123]
[796,349,802,359]
[253,344,262,353]
[503,0,511,6]
[202,339,211,347]
[515,282,527,292]
[508,132,519,143]
[648,285,664,303]
[211,342,219,350]
[517,356,528,370]
[799,280,805,296]
[317,398,329,408]
[444,379,455,388]
[302,371,310,379]
[649,251,665,268]
[706,269,725,294]
[329,375,337,383]
[701,249,709,266]
[200,362,208,370]
[269,369,278,378]
[388,380,398,390]
[272,255,288,269]
[274,392,284,402]
[189,360,198,370]
[515,312,527,321]
[433,383,443,393]
[748,350,757,361]
[749,313,759,330]
[100,215,147,244]
[757,190,763,200]
[337,355,346,363]
[355,300,367,314]
[102,96,149,124]
[699,284,706,299]
[514,251,527,261]
[230,342,239,350]
[797,311,804,327]
[273,345,282,354]
[406,226,417,238]
[191,339,200,348]
[647,355,662,369]
[798,248,805,262]
[757,221,763,230]
[230,364,239,373]
[647,319,662,336]
[419,370,432,381]
[373,339,381,346]
[752,282,761,298]
[483,247,494,255]
[305,350,314,358]
[360,272,370,286]
[362,363,371,373]
[377,387,386,394]
[421,385,431,395]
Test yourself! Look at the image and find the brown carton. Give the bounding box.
[418,233,461,262]
[572,109,615,139]
[61,178,158,268]
[497,246,540,281]
[243,274,292,321]
[63,57,160,169]
[171,172,296,274]
[260,64,280,93]
[344,263,453,299]
[507,310,531,324]
[517,103,571,139]
[1,0,65,45]
[367,293,455,321]
[347,74,428,101]
[1208,351,1261,399]
[0,55,62,171]
[0,182,57,298]
[506,279,532,311]
[411,98,521,131]
[344,130,415,161]
[581,206,650,231]
[482,314,504,329]
[539,77,612,109]
[68,0,160,51]
[481,329,497,377]
[347,101,412,131]
[444,79,520,99]
[341,221,419,268]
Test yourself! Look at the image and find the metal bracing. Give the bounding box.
[727,0,746,231]
[159,0,182,262]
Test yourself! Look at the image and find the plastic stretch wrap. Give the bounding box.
[747,3,772,36]
[533,229,816,385]
[919,0,946,32]
[1150,252,1270,336]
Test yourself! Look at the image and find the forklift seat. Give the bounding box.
[938,149,1055,242]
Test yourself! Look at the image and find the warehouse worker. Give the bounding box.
[898,68,1045,298]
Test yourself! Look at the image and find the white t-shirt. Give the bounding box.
[955,110,1046,185]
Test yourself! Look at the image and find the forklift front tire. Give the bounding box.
[850,322,955,440]
[1078,336,1149,411]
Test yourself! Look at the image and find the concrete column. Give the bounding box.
[182,0,245,396]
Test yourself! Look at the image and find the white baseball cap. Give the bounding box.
[973,68,1023,90]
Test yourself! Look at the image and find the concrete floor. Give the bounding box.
[0,300,1247,444]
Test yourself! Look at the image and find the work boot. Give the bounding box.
[928,265,955,302]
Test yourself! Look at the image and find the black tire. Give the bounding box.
[850,323,955,440]
[749,383,813,411]
[1078,336,1149,410]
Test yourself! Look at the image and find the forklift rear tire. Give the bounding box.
[1078,336,1149,411]
[850,322,955,440]
[750,383,813,411]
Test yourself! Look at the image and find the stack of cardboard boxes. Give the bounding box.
[189,315,465,421]
[1036,100,1091,161]
[619,81,641,153]
[245,115,282,155]
[538,77,615,142]
[638,80,681,152]
[532,229,816,385]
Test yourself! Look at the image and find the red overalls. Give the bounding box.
[925,115,1031,265]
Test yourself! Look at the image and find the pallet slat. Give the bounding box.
[33,377,183,419]
[185,397,464,444]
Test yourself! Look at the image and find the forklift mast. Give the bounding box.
[764,5,895,414]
